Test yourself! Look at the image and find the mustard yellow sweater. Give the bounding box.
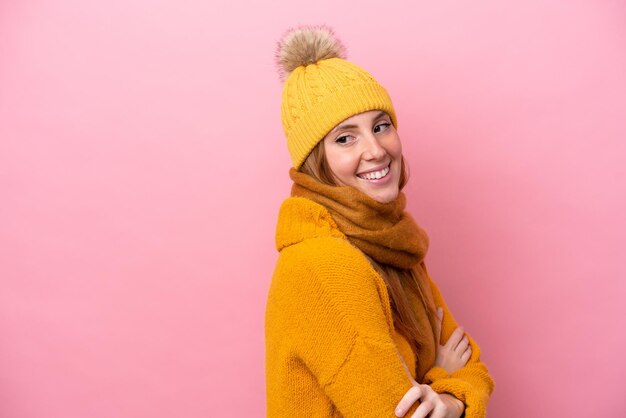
[265,197,494,417]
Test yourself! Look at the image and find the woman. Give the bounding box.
[265,25,495,418]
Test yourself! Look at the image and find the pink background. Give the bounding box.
[1,0,625,417]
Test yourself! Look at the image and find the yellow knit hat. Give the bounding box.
[275,25,398,169]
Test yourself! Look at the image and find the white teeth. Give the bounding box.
[357,165,390,180]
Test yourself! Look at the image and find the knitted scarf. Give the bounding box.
[289,168,429,270]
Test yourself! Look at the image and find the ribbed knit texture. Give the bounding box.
[266,197,495,417]
[290,167,428,269]
[281,57,398,169]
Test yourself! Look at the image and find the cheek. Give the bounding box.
[325,148,360,178]
[388,135,402,158]
[335,154,360,177]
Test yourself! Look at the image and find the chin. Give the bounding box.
[370,188,399,203]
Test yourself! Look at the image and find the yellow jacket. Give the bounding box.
[265,197,494,417]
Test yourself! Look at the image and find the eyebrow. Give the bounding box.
[329,111,389,134]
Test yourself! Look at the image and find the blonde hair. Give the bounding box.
[300,141,437,356]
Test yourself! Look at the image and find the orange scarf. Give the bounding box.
[289,168,429,270]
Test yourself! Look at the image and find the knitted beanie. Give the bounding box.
[274,24,398,170]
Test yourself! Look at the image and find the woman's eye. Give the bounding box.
[374,122,391,133]
[335,135,351,144]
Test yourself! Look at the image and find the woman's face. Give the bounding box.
[322,110,402,203]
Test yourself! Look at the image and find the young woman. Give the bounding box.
[265,25,495,418]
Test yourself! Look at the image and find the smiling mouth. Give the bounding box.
[356,162,391,180]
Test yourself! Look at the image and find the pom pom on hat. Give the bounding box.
[274,24,347,83]
[275,24,398,169]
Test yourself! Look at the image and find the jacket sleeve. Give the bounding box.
[421,263,495,418]
[282,237,422,417]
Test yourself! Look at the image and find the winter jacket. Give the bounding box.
[265,196,494,417]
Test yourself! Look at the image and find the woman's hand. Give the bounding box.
[395,351,465,418]
[395,384,464,418]
[434,307,471,374]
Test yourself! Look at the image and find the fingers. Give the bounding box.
[395,386,422,417]
[461,346,472,363]
[434,307,443,346]
[410,398,435,418]
[409,387,445,418]
[455,335,470,353]
[429,402,448,418]
[444,326,465,349]
[436,307,443,322]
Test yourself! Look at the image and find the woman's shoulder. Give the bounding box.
[269,234,394,338]
[273,235,388,308]
[277,234,366,278]
[271,196,389,313]
[275,196,345,252]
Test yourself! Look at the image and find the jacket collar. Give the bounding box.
[275,197,345,252]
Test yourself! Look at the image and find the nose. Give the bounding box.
[361,133,387,160]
